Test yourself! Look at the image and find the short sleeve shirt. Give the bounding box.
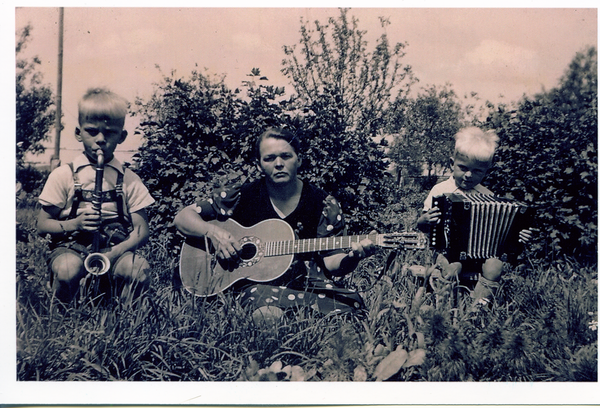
[423,176,493,212]
[38,153,155,221]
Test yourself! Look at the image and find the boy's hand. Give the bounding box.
[99,246,120,265]
[518,228,537,244]
[422,207,441,225]
[74,209,102,231]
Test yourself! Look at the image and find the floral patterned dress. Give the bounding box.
[193,178,364,316]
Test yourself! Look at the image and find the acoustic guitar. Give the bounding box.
[179,218,427,297]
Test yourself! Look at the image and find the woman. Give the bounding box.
[175,128,376,323]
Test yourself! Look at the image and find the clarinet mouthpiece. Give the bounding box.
[96,148,104,166]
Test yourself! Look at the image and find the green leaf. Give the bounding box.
[374,346,408,381]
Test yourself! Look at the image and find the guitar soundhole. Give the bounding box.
[240,242,257,260]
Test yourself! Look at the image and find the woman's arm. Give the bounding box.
[323,237,375,277]
[174,204,215,238]
[174,204,241,259]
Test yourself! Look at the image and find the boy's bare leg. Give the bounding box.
[471,257,503,307]
[51,250,86,303]
[111,251,150,303]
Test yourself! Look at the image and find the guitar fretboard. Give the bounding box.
[264,234,379,257]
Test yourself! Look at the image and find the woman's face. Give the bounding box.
[258,136,301,185]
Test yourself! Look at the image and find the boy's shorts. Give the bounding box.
[47,245,85,263]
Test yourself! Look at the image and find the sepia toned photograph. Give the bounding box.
[6,2,599,406]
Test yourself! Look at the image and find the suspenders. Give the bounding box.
[67,162,83,220]
[66,162,131,228]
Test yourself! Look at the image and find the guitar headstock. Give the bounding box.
[379,232,428,250]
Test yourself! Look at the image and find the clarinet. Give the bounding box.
[83,148,111,275]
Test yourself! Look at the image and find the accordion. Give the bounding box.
[430,193,529,261]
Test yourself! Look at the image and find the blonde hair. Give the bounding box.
[454,127,499,163]
[78,87,128,125]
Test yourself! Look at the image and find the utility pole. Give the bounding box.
[51,7,64,170]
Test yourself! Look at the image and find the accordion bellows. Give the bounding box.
[430,193,528,261]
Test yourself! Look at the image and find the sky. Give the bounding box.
[4,2,600,405]
[12,6,598,166]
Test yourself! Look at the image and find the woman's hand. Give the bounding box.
[208,225,242,260]
[324,234,378,276]
[348,237,377,259]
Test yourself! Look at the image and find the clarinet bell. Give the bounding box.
[84,252,111,275]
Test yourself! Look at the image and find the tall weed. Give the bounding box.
[15,201,598,382]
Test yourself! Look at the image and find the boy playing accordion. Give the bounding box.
[417,127,533,308]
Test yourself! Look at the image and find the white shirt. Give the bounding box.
[38,153,154,221]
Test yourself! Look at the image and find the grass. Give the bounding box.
[15,200,598,382]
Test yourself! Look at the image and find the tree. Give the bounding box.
[484,46,597,260]
[281,8,415,232]
[389,84,464,184]
[133,67,291,249]
[16,24,55,169]
[134,9,417,239]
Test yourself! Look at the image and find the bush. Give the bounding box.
[16,165,47,209]
[485,46,597,261]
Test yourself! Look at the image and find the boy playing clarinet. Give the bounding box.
[37,88,154,304]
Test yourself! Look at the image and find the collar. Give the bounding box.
[72,153,125,174]
[448,176,485,194]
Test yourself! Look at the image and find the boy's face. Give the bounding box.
[452,152,492,190]
[75,116,127,162]
[257,136,301,186]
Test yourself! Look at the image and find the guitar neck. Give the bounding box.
[264,234,381,257]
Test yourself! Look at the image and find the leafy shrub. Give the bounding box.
[17,165,47,194]
[281,9,414,233]
[485,46,597,261]
[132,69,274,251]
[16,25,55,168]
[292,103,393,233]
[16,165,48,209]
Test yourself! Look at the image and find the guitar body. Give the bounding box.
[179,218,295,297]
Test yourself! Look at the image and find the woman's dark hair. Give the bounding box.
[254,128,301,160]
